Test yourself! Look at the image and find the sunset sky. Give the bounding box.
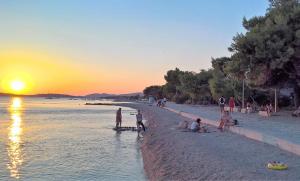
[0,0,268,95]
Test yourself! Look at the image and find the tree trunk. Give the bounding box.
[294,84,300,108]
[292,57,300,108]
[275,88,278,112]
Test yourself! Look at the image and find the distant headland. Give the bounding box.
[0,92,143,99]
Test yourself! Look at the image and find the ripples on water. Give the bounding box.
[0,97,145,181]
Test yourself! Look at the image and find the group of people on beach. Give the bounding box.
[178,113,237,133]
[218,96,239,130]
[218,96,236,114]
[176,96,240,133]
[260,103,273,116]
[157,97,167,107]
[218,110,238,130]
[177,118,208,133]
[115,108,146,133]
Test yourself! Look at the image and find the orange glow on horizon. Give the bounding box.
[0,48,165,95]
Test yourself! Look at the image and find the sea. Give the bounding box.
[0,97,146,181]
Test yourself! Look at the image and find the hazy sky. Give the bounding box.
[0,0,269,95]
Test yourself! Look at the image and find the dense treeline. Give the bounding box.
[144,0,300,108]
[144,67,246,105]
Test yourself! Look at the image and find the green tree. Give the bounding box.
[209,57,234,101]
[163,68,184,96]
[227,0,300,107]
[143,85,163,99]
[179,70,213,104]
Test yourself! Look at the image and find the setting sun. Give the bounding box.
[10,81,25,92]
[0,68,34,95]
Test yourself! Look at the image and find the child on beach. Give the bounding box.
[116,108,122,128]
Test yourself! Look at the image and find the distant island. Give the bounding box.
[0,92,143,99]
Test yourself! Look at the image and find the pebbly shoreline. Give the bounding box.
[114,102,300,181]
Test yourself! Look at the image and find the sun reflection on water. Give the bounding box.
[7,97,24,179]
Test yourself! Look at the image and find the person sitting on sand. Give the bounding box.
[190,118,208,133]
[136,110,146,132]
[218,111,235,130]
[190,119,200,132]
[116,108,122,128]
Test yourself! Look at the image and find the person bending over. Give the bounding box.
[136,110,146,132]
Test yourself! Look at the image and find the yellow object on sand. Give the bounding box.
[267,162,288,170]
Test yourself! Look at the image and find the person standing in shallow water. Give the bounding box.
[116,108,122,128]
[136,110,146,132]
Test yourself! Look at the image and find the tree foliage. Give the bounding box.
[227,0,300,106]
[178,70,213,103]
[143,85,162,99]
[144,0,300,107]
[146,68,213,104]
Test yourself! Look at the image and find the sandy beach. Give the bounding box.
[120,102,300,181]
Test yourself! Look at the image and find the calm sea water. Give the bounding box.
[0,97,145,181]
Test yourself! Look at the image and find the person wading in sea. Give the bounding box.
[136,110,146,135]
[116,108,122,128]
